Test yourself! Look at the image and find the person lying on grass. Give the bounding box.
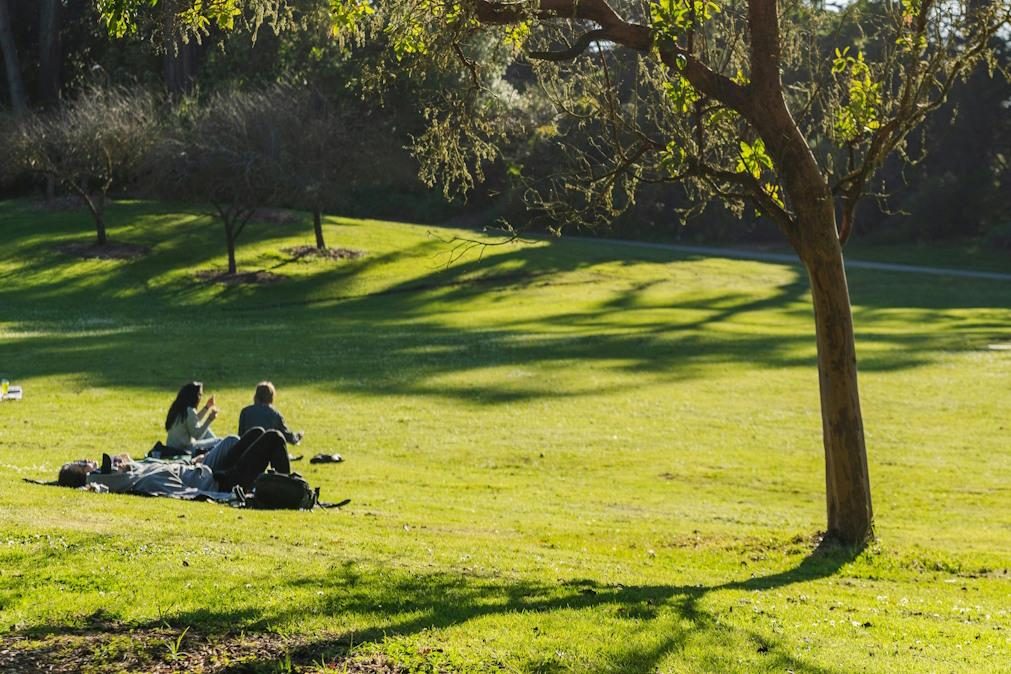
[57,427,290,499]
[238,381,304,445]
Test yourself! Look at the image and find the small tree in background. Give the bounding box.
[286,91,348,251]
[268,86,380,251]
[1,87,158,245]
[148,89,286,275]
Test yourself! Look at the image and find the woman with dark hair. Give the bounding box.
[165,381,220,452]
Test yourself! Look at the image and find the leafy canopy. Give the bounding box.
[98,0,1010,238]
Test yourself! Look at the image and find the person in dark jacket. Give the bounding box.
[237,381,303,445]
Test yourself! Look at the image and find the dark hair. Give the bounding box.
[58,463,88,488]
[165,381,203,431]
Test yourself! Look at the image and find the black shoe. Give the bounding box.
[310,453,343,464]
[100,453,113,474]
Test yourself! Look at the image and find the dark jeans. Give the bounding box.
[214,427,290,491]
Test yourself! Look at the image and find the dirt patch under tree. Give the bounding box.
[0,623,405,674]
[194,270,286,285]
[283,245,365,261]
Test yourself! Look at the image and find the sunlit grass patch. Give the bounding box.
[1,199,1009,673]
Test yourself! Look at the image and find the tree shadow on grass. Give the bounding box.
[283,547,855,674]
[0,200,374,315]
[0,247,992,406]
[4,198,1008,322]
[2,200,1008,408]
[8,541,861,673]
[0,285,841,404]
[1,211,820,403]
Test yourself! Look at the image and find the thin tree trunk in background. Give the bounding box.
[161,4,199,96]
[163,49,183,94]
[94,212,108,246]
[225,217,237,274]
[313,208,326,249]
[163,42,201,94]
[65,178,107,245]
[0,0,27,114]
[82,194,108,245]
[38,0,61,106]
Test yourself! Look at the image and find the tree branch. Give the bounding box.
[700,164,795,234]
[234,206,255,239]
[829,2,1005,244]
[528,29,607,61]
[747,0,782,99]
[452,42,482,88]
[656,44,752,119]
[477,0,753,117]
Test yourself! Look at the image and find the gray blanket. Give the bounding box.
[85,460,234,502]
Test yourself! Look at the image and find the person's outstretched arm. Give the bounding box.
[276,411,302,444]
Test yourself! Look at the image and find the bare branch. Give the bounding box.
[428,228,528,268]
[452,42,482,88]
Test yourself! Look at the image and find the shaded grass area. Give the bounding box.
[1,200,1009,672]
[5,540,860,673]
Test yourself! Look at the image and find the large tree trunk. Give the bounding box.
[808,255,873,545]
[743,0,875,542]
[794,202,874,545]
[778,140,874,545]
[313,208,326,250]
[0,0,27,114]
[38,0,61,106]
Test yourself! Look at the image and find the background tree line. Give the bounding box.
[0,0,456,230]
[0,0,1008,249]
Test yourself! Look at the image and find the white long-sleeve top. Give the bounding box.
[166,406,217,450]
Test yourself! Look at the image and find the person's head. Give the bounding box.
[254,381,275,405]
[165,381,203,431]
[57,459,98,488]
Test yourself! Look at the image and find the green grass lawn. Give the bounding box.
[1,199,1009,673]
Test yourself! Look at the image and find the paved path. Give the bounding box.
[593,238,1011,282]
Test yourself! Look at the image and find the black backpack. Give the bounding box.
[251,470,318,510]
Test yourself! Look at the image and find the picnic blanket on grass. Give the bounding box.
[23,470,350,509]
